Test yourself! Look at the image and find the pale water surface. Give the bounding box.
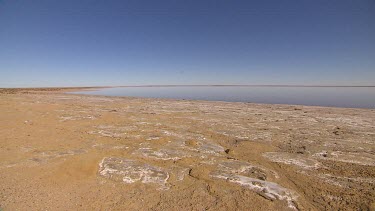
[72,86,375,109]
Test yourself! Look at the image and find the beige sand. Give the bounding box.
[0,88,374,210]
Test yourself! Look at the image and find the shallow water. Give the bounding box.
[72,86,375,108]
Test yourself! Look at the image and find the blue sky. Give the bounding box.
[1,0,374,87]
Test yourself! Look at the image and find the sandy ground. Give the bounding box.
[0,88,374,210]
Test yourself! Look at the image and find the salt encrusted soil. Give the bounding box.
[0,89,374,210]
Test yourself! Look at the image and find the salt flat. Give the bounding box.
[0,88,374,210]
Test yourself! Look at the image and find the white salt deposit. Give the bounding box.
[263,152,322,169]
[197,141,225,155]
[59,115,96,122]
[313,151,375,166]
[212,173,297,209]
[211,160,297,209]
[135,148,187,161]
[98,157,169,190]
[218,160,279,179]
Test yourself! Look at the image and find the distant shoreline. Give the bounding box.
[1,84,375,89]
[115,85,375,88]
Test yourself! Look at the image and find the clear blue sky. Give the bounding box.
[1,0,374,87]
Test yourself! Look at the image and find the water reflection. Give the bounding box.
[72,86,375,108]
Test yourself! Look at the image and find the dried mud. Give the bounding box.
[0,89,374,210]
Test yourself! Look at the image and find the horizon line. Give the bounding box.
[116,84,375,88]
[1,84,375,89]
